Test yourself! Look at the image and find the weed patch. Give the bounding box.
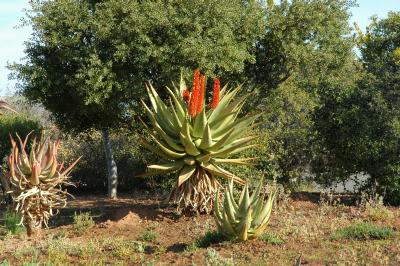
[261,232,284,245]
[332,223,395,240]
[73,212,94,235]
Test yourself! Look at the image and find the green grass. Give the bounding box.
[139,229,158,242]
[261,232,284,245]
[3,209,24,235]
[332,223,395,240]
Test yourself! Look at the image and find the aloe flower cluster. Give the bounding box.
[140,69,259,213]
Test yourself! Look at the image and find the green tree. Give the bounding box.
[11,0,265,198]
[238,0,359,185]
[315,12,400,203]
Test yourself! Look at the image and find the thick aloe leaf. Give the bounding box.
[212,113,259,140]
[238,208,253,241]
[165,86,185,123]
[142,99,177,137]
[196,152,212,163]
[169,98,183,130]
[221,211,236,236]
[238,184,251,218]
[252,191,276,226]
[147,84,178,136]
[210,94,249,128]
[199,123,213,149]
[249,178,264,205]
[153,124,184,152]
[148,161,184,171]
[228,179,239,210]
[211,158,257,166]
[193,107,207,138]
[138,137,175,160]
[207,128,235,152]
[223,190,238,225]
[214,189,224,221]
[180,121,201,156]
[148,134,186,159]
[201,162,246,184]
[137,167,181,177]
[208,85,242,123]
[210,136,258,157]
[178,165,196,186]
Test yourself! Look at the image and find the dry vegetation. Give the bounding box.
[0,193,399,266]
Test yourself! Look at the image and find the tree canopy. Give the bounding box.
[11,0,265,132]
[315,12,400,202]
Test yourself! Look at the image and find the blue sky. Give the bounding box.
[0,0,399,96]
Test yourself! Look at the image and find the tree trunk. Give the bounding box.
[102,129,118,199]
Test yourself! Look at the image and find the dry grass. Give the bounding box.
[0,195,399,265]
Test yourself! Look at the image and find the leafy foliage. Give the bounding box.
[240,0,359,185]
[11,0,265,132]
[315,12,400,203]
[0,114,41,162]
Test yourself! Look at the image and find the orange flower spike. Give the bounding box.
[210,78,220,109]
[182,89,190,104]
[188,69,200,117]
[196,74,206,115]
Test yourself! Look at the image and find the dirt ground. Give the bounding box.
[0,192,399,265]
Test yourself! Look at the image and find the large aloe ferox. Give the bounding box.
[6,133,79,236]
[140,70,259,213]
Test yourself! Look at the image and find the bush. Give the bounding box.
[332,223,395,240]
[0,114,41,197]
[0,114,42,162]
[58,128,172,193]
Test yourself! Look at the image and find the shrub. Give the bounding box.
[0,114,41,162]
[58,129,167,193]
[332,223,395,240]
[73,212,94,235]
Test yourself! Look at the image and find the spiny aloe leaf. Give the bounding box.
[178,165,196,186]
[198,123,213,149]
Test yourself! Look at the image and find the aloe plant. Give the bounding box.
[214,179,276,241]
[140,69,259,213]
[6,132,79,236]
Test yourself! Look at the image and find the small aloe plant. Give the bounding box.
[214,179,276,241]
[6,132,80,237]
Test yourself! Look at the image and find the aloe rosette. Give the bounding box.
[6,132,79,236]
[214,179,276,241]
[140,69,259,213]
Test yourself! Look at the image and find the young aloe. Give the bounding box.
[6,132,80,237]
[140,69,259,213]
[214,179,276,241]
